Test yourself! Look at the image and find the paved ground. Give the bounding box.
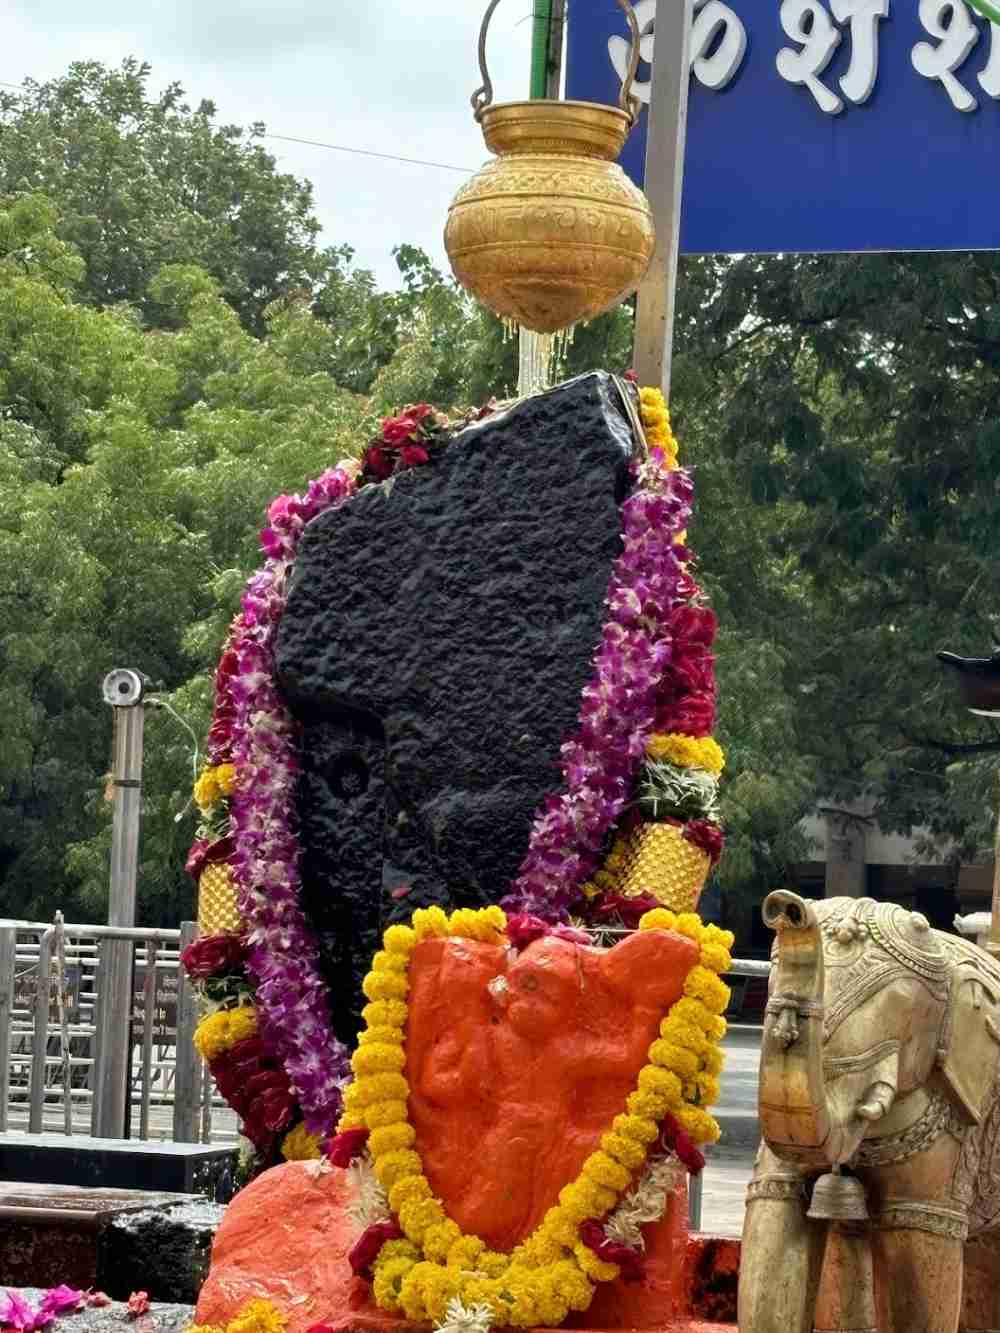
[715,1025,761,1146]
[697,1025,761,1236]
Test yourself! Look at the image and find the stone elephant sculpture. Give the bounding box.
[739,892,1000,1333]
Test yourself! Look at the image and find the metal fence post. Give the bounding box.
[0,926,16,1132]
[29,927,54,1133]
[173,921,201,1143]
[688,1160,704,1232]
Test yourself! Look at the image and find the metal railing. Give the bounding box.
[0,916,233,1144]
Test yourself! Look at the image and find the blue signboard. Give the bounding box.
[565,0,1000,253]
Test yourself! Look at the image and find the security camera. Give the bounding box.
[102,668,146,707]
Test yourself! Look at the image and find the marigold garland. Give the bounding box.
[645,733,725,775]
[339,905,732,1328]
[192,1003,257,1062]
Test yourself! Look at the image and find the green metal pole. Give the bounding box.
[530,0,554,99]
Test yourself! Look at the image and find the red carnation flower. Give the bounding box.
[399,444,430,468]
[363,446,394,481]
[180,928,246,980]
[579,1221,646,1283]
[657,1111,706,1175]
[381,415,418,447]
[683,819,724,866]
[328,1127,369,1167]
[406,403,435,423]
[348,1220,404,1278]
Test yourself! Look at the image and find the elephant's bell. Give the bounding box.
[807,1168,869,1223]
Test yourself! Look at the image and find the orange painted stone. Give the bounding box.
[197,929,720,1332]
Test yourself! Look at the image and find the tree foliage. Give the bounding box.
[2,69,999,930]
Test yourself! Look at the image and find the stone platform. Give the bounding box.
[0,1181,224,1301]
[0,1132,237,1200]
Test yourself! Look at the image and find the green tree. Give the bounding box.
[670,251,1000,877]
[0,204,368,924]
[0,60,337,334]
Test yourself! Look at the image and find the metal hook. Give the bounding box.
[471,0,643,127]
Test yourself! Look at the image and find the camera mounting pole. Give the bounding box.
[93,668,147,1137]
[102,669,147,930]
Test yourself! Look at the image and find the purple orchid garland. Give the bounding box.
[502,467,694,921]
[221,437,695,1135]
[228,465,358,1135]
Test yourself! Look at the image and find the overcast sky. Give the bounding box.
[2,0,535,289]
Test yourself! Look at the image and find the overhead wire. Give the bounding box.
[0,78,476,175]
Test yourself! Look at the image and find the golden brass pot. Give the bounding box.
[618,820,711,914]
[445,0,655,334]
[197,860,242,936]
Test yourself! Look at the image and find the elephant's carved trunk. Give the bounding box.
[759,891,863,1168]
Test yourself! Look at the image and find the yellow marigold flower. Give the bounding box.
[423,1219,463,1263]
[582,1150,630,1193]
[411,907,449,939]
[374,1147,422,1191]
[189,1325,224,1333]
[336,1110,365,1132]
[281,1123,322,1161]
[193,769,220,812]
[628,1087,671,1121]
[479,1251,511,1278]
[605,838,628,872]
[225,1299,286,1333]
[638,907,677,933]
[389,1173,433,1212]
[697,1072,721,1106]
[613,1112,659,1145]
[601,1130,647,1172]
[649,1039,699,1080]
[640,386,668,411]
[383,924,417,956]
[372,950,409,974]
[645,733,725,775]
[668,996,717,1033]
[660,1019,710,1061]
[214,763,237,796]
[703,1045,724,1077]
[362,999,409,1030]
[639,1065,683,1101]
[351,1043,406,1076]
[702,922,736,951]
[684,965,731,1016]
[514,1234,562,1268]
[380,1238,421,1264]
[358,1025,405,1048]
[372,1255,416,1312]
[366,1098,408,1130]
[537,1206,578,1249]
[574,1241,620,1283]
[503,1278,540,1329]
[675,1103,721,1146]
[551,1259,594,1312]
[482,904,507,932]
[557,1181,597,1224]
[349,1072,409,1106]
[369,1123,416,1155]
[674,912,705,941]
[193,1005,257,1062]
[398,1195,447,1243]
[701,942,733,975]
[709,1014,728,1041]
[447,1235,485,1269]
[362,971,409,1002]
